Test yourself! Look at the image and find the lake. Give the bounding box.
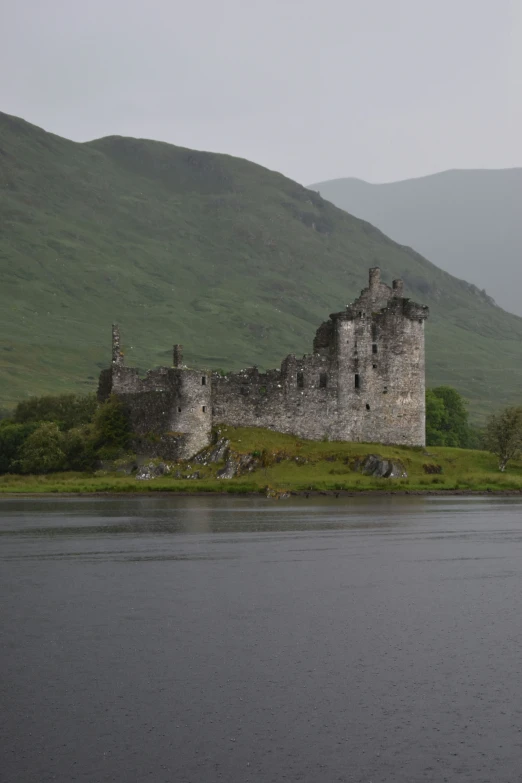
[1,495,522,782]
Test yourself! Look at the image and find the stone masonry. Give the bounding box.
[98,268,429,457]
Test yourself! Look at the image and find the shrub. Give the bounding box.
[63,427,98,472]
[18,422,67,474]
[0,421,39,473]
[14,394,97,431]
[484,406,522,471]
[92,396,131,458]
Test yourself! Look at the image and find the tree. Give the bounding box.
[92,396,131,458]
[426,386,471,447]
[484,406,522,471]
[63,427,98,472]
[0,421,38,473]
[14,394,97,431]
[425,389,447,446]
[18,422,67,474]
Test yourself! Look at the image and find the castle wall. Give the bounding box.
[333,301,426,446]
[101,365,212,459]
[211,353,338,440]
[211,271,428,446]
[97,268,429,456]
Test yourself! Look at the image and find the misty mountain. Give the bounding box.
[1,111,522,422]
[309,169,522,316]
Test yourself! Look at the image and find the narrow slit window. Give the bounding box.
[178,407,182,413]
[201,376,206,385]
[366,403,370,411]
[297,371,304,388]
[372,364,377,369]
[372,344,378,354]
[202,406,206,413]
[355,374,360,389]
[319,372,327,388]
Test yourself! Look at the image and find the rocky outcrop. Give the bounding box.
[217,452,261,479]
[193,437,230,465]
[355,454,407,479]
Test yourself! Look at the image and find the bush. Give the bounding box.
[63,427,98,472]
[0,421,38,473]
[92,396,132,458]
[18,422,67,474]
[14,394,97,431]
[426,386,474,448]
[484,406,522,471]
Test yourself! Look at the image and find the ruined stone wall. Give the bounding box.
[99,361,212,459]
[211,268,428,446]
[333,300,427,446]
[212,353,339,440]
[97,268,428,456]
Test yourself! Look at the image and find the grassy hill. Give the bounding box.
[309,169,522,316]
[1,111,522,422]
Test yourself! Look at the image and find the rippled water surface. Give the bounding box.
[2,495,522,782]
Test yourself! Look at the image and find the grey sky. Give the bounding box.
[1,0,520,184]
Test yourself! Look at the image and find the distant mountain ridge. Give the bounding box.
[1,111,522,422]
[309,168,522,316]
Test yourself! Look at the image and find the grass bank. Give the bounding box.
[1,427,521,496]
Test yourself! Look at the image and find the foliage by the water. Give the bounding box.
[484,406,522,472]
[0,394,129,474]
[425,386,480,448]
[13,394,97,430]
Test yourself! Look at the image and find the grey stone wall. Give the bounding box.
[98,354,212,460]
[211,268,428,446]
[97,268,429,456]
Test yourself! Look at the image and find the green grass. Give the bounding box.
[2,426,521,494]
[1,112,522,423]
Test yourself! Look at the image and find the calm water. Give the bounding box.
[2,495,522,783]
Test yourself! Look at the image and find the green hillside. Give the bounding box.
[1,111,522,422]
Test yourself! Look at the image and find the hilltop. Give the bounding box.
[309,169,522,316]
[1,112,522,422]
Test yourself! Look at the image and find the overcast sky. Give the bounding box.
[1,0,520,184]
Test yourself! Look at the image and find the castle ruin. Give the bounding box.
[98,268,429,456]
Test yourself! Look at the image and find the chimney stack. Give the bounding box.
[112,324,124,366]
[173,344,183,368]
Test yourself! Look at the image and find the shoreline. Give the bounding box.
[2,488,522,499]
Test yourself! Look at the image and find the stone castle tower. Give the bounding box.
[98,268,429,457]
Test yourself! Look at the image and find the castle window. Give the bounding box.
[355,374,360,389]
[297,371,304,388]
[366,403,370,411]
[319,373,327,388]
[201,376,206,385]
[178,407,182,412]
[372,344,378,354]
[372,364,377,369]
[383,386,388,394]
[202,406,207,413]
